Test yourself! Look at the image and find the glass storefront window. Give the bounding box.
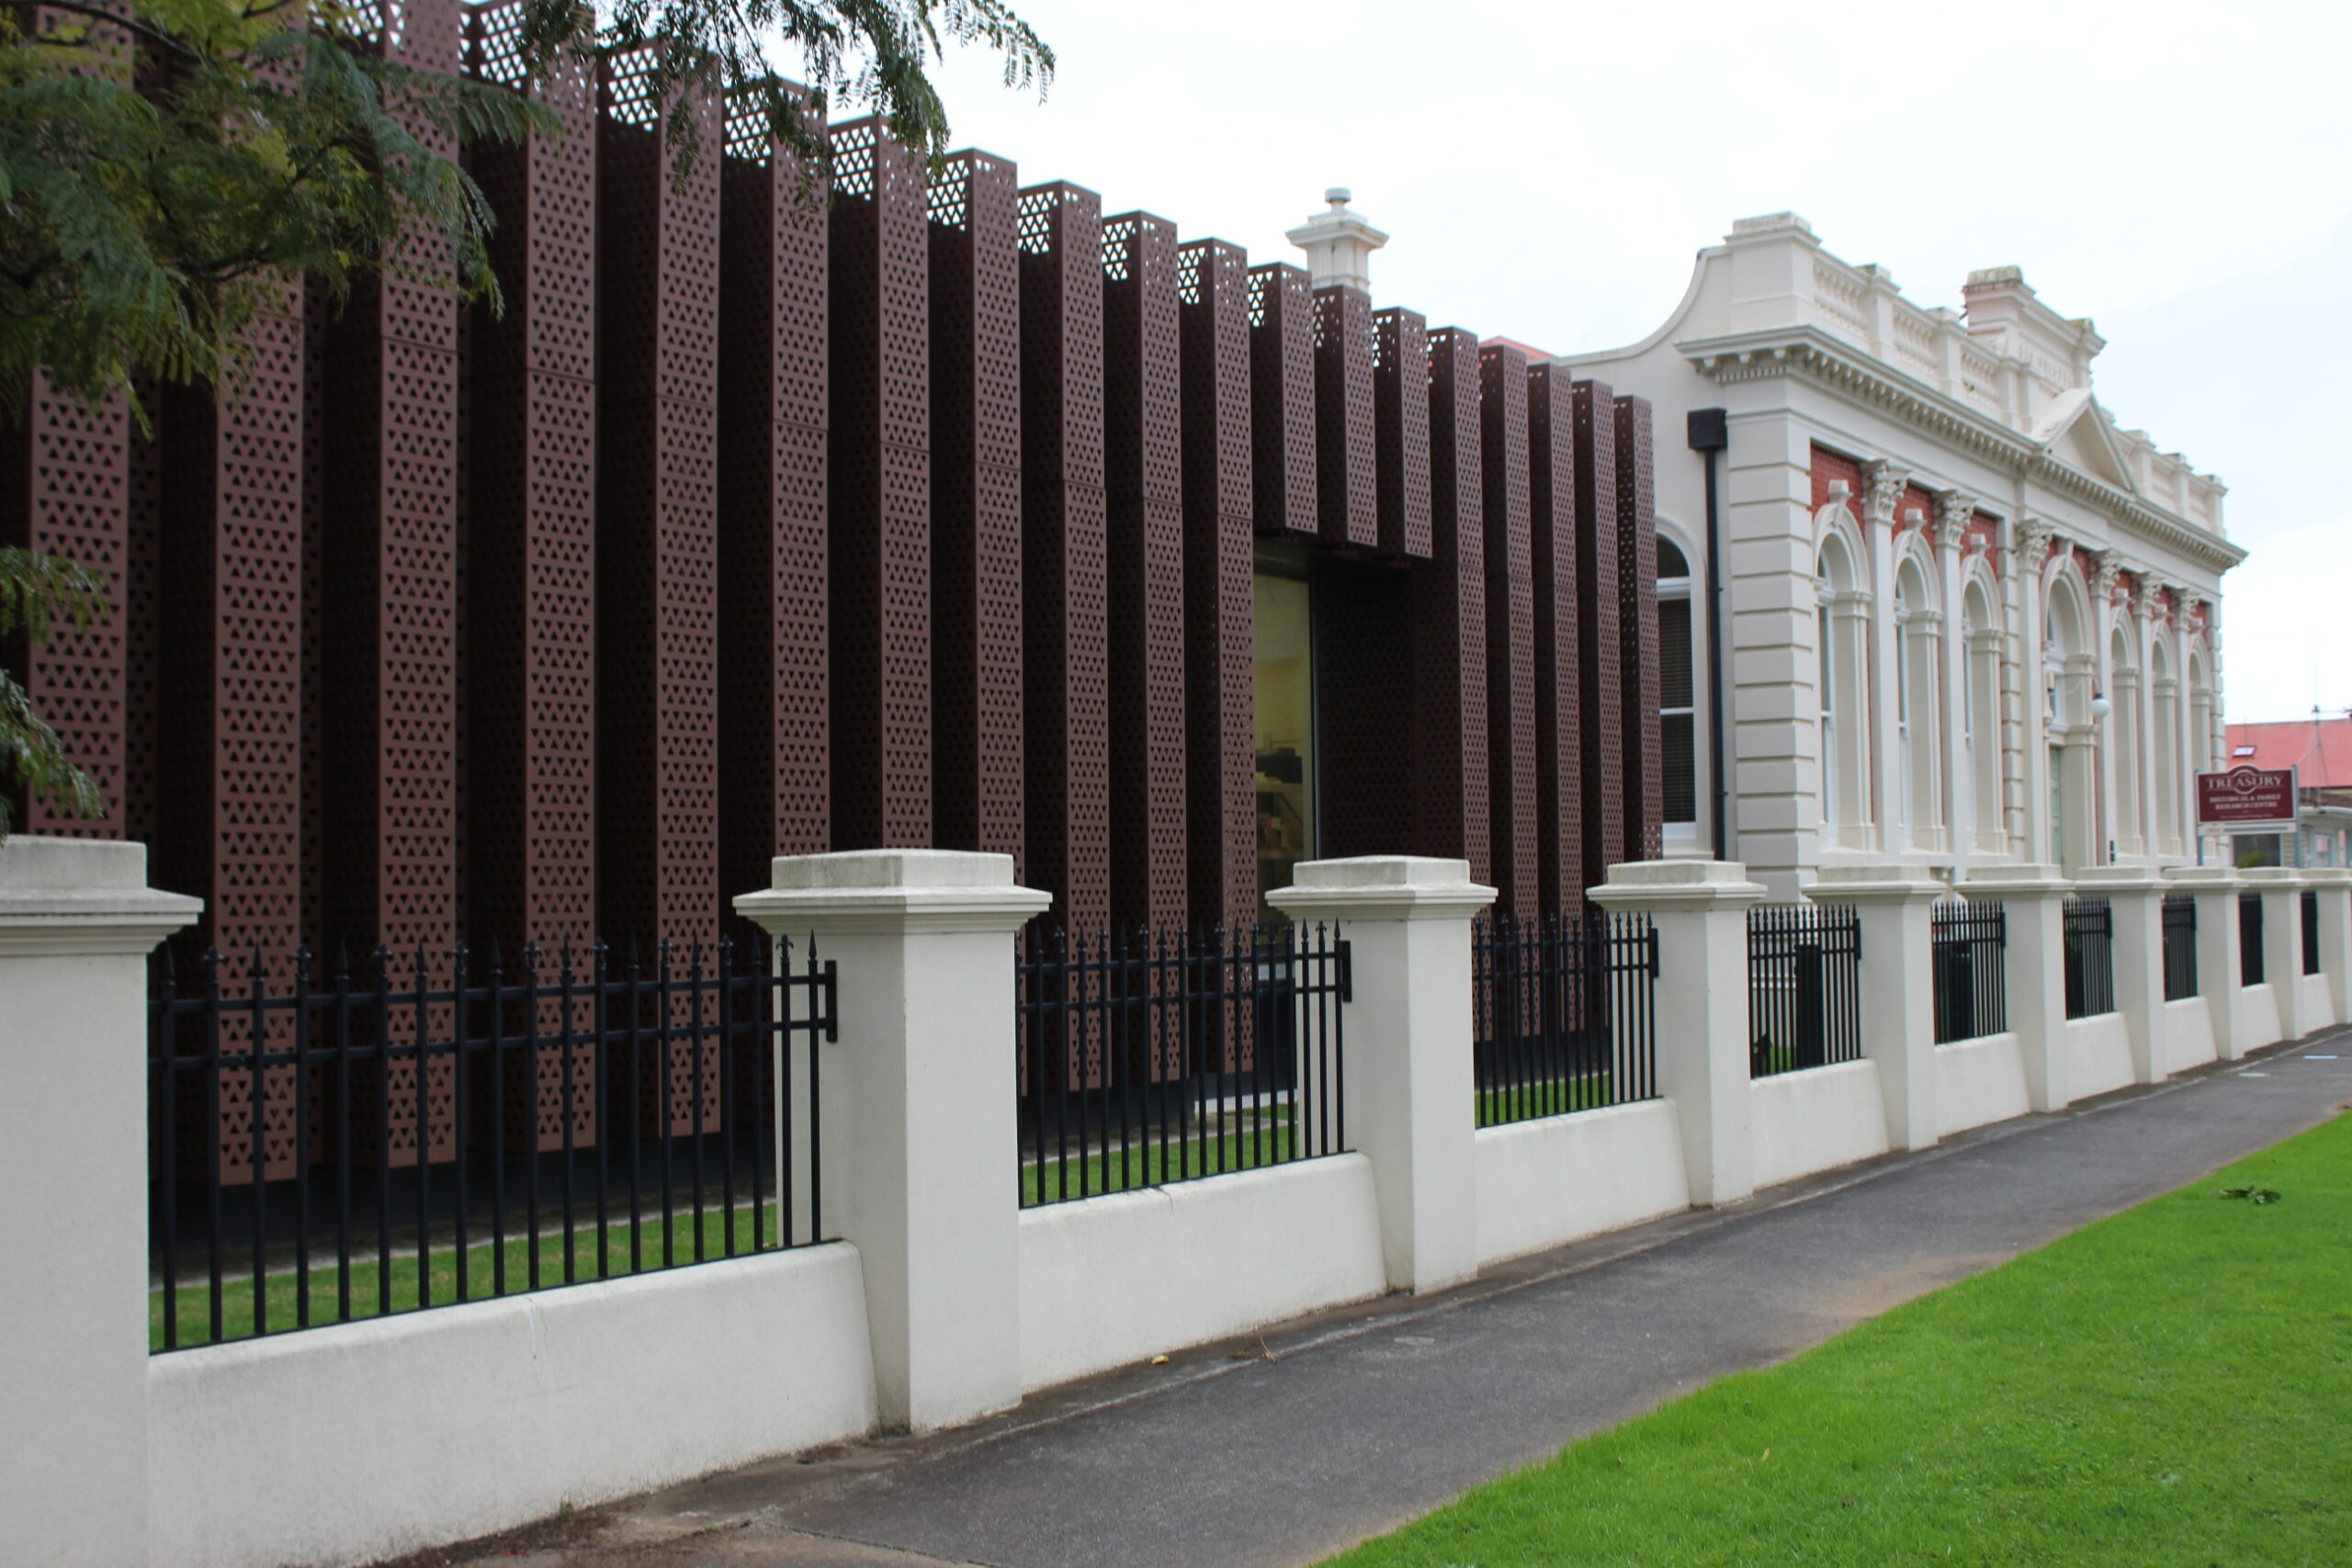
[1253,571,1315,907]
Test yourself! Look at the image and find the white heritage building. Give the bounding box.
[1560,213,2243,897]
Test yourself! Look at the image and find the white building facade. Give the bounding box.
[1561,213,2243,897]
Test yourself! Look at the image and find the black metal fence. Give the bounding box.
[2240,892,2265,987]
[1016,922,1350,1208]
[2162,893,2198,1002]
[1930,898,2007,1043]
[1472,911,1659,1126]
[2304,889,2322,977]
[1747,903,1863,1077]
[150,932,833,1353]
[2062,897,2115,1021]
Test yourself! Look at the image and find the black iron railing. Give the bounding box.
[1472,911,1659,1126]
[1930,898,2007,1043]
[2240,892,2266,987]
[2062,897,2115,1021]
[1015,922,1350,1208]
[1747,903,1862,1077]
[149,932,832,1354]
[2162,893,2198,1002]
[2303,889,2322,977]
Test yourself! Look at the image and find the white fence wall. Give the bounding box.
[1936,1032,2030,1137]
[1473,1100,1690,1267]
[2060,1012,2136,1101]
[1750,1059,1891,1190]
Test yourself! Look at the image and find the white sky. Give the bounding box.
[905,0,2350,728]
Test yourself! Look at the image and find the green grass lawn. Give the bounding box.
[153,1204,779,1351]
[1323,1111,2352,1568]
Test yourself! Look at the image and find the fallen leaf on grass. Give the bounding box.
[2219,1186,2282,1204]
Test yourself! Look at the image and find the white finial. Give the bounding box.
[1286,186,1388,296]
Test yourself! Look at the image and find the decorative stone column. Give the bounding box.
[1960,865,2072,1111]
[1807,864,1945,1152]
[2073,866,2167,1084]
[2165,865,2244,1060]
[0,839,201,1567]
[1269,856,1494,1295]
[2243,866,2307,1043]
[1588,862,1769,1206]
[735,850,1049,1434]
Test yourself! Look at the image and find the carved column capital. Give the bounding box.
[1932,491,1974,552]
[1860,458,1908,527]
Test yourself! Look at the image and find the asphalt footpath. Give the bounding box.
[417,1028,2352,1568]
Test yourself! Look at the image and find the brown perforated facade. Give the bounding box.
[1570,379,1623,895]
[1247,264,1316,541]
[1410,328,1491,886]
[1613,395,1664,863]
[1525,365,1582,912]
[1479,344,1536,915]
[1371,309,1430,560]
[1312,286,1377,550]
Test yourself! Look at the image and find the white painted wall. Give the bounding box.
[1017,1156,1385,1392]
[2300,973,2338,1031]
[1749,1060,1892,1190]
[1935,1032,2030,1137]
[2060,1012,2135,1100]
[148,1245,876,1568]
[2158,997,2217,1076]
[1473,1100,1690,1268]
[2234,983,2282,1052]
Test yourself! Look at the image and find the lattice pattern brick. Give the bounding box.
[1312,286,1377,549]
[1177,239,1255,929]
[1571,379,1623,892]
[927,149,1024,863]
[1480,344,1537,914]
[1246,264,1316,540]
[1410,328,1489,886]
[1372,308,1430,559]
[1615,394,1663,863]
[1526,365,1582,912]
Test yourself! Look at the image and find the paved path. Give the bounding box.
[424,1030,2352,1568]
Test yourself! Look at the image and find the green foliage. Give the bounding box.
[0,545,105,834]
[1322,1111,2352,1568]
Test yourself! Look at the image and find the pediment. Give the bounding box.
[2032,389,2136,494]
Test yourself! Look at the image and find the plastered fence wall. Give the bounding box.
[4,843,2346,1568]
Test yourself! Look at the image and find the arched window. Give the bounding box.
[1656,538,1697,832]
[2044,572,2093,869]
[2109,625,2143,858]
[2151,639,2181,857]
[1894,555,1941,851]
[1817,531,1870,849]
[1962,579,2003,853]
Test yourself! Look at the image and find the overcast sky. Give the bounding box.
[908,0,2347,728]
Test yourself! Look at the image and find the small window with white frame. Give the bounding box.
[1656,536,1697,834]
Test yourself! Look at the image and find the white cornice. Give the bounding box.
[1679,327,2245,575]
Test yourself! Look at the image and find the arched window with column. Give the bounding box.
[2044,567,2094,870]
[1817,525,1871,851]
[2109,623,2143,858]
[2151,637,2181,857]
[1894,550,1942,852]
[1962,575,2003,853]
[1655,536,1699,844]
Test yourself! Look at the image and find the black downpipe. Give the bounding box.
[1688,409,1731,862]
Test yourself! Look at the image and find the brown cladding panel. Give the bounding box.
[1479,344,1536,915]
[1526,365,1581,912]
[829,120,933,851]
[718,99,830,905]
[1177,239,1254,929]
[1018,183,1110,931]
[1246,264,1315,540]
[1102,213,1187,929]
[122,375,160,849]
[927,150,1024,863]
[1614,395,1663,863]
[464,3,598,951]
[1570,379,1623,893]
[1312,286,1376,549]
[0,377,129,837]
[1409,329,1488,886]
[1372,308,1430,560]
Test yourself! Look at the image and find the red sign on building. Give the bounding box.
[2196,766,2299,828]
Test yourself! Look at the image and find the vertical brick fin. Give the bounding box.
[121,374,161,849]
[1615,394,1663,863]
[927,149,1023,862]
[1246,263,1316,539]
[300,289,326,953]
[1018,183,1110,931]
[1410,329,1489,886]
[1177,238,1255,928]
[718,92,830,906]
[0,375,130,837]
[464,2,598,950]
[1526,365,1581,913]
[320,0,463,963]
[595,57,723,951]
[1570,379,1623,893]
[1479,344,1536,915]
[1102,212,1188,930]
[828,118,933,850]
[1312,286,1376,549]
[1316,560,1413,863]
[1371,308,1430,560]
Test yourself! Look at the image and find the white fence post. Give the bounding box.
[1588,862,1766,1207]
[1269,856,1494,1295]
[2307,868,2352,1028]
[2073,867,2167,1084]
[1958,866,2071,1111]
[2166,866,2245,1060]
[1806,865,1944,1153]
[2243,867,2305,1043]
[0,839,199,1567]
[735,850,1048,1434]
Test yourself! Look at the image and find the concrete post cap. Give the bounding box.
[1587,860,1767,909]
[2237,866,2305,889]
[736,849,1050,934]
[0,836,203,954]
[2069,866,2170,895]
[1804,863,1950,904]
[2301,867,2352,888]
[2163,865,2243,889]
[1957,863,2071,900]
[1266,856,1497,920]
